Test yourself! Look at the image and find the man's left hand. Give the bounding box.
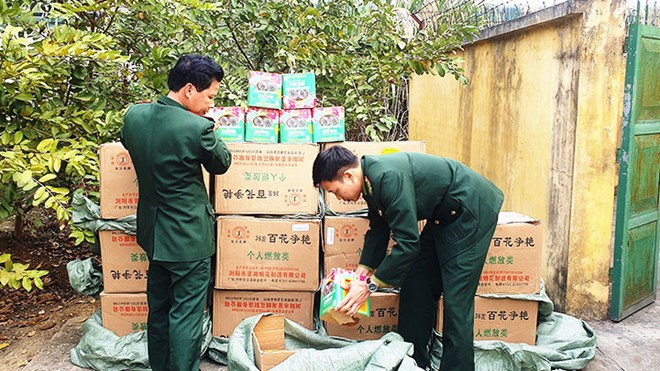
[336,279,371,317]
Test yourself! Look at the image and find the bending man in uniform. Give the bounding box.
[312,145,503,371]
[121,54,232,371]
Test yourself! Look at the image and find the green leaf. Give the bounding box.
[38,174,56,183]
[37,139,53,152]
[22,277,32,291]
[33,276,44,290]
[14,93,33,102]
[0,270,9,286]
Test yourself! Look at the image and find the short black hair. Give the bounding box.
[312,145,359,186]
[167,54,224,92]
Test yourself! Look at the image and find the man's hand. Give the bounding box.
[336,279,371,317]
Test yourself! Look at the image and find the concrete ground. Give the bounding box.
[23,276,660,371]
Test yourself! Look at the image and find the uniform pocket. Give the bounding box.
[434,196,479,245]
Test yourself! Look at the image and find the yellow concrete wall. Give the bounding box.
[565,0,627,318]
[409,0,626,318]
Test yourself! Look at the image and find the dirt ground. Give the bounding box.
[0,211,100,370]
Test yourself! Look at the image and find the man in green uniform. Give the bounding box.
[313,145,503,371]
[121,54,231,371]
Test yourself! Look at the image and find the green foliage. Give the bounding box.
[0,0,482,237]
[0,1,130,232]
[0,252,48,291]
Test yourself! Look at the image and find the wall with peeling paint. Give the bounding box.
[409,0,626,318]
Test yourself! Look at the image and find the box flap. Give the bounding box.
[497,212,540,225]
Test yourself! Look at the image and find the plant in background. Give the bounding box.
[0,253,48,291]
[0,1,129,238]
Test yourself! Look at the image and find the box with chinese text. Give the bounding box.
[282,73,316,109]
[478,212,543,295]
[246,108,279,143]
[279,109,313,143]
[215,217,320,291]
[212,290,314,337]
[436,296,538,345]
[312,107,345,143]
[214,143,319,215]
[324,292,399,340]
[99,142,138,219]
[207,107,245,142]
[99,230,148,293]
[100,292,148,337]
[248,71,282,109]
[323,141,426,213]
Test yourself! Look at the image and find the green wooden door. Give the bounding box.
[611,22,660,321]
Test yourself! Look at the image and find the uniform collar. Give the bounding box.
[157,95,188,111]
[361,157,373,196]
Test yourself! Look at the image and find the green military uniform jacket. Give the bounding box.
[359,153,504,287]
[121,96,232,262]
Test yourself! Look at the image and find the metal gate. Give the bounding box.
[611,5,660,321]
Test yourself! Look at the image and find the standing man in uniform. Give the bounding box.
[121,54,231,371]
[312,145,503,371]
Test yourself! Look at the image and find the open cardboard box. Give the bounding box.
[252,314,296,370]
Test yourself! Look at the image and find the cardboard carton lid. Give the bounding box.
[497,212,541,225]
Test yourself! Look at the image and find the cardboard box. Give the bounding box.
[323,216,369,275]
[282,73,316,109]
[323,216,424,275]
[99,231,148,293]
[215,217,320,291]
[252,315,296,370]
[279,109,313,143]
[324,292,399,340]
[99,142,138,219]
[323,141,426,213]
[312,107,345,143]
[436,296,538,345]
[208,107,245,142]
[248,71,282,109]
[478,212,543,295]
[212,290,314,337]
[246,108,279,143]
[100,292,148,337]
[214,143,319,215]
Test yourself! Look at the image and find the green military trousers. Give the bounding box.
[146,257,211,371]
[398,221,498,371]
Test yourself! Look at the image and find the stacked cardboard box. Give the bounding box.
[98,142,211,336]
[212,142,320,337]
[319,141,426,340]
[436,212,543,345]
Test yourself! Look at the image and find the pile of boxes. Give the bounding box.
[211,142,320,337]
[98,142,149,337]
[208,71,345,144]
[436,212,543,345]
